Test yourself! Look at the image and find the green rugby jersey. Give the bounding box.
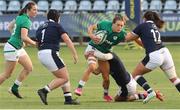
[8,14,31,49]
[89,20,127,53]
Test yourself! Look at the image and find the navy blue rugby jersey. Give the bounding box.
[36,20,67,51]
[132,21,164,54]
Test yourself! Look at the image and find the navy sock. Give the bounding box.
[64,92,72,102]
[175,83,180,92]
[136,76,152,93]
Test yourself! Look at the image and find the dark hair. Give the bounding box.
[113,14,128,24]
[19,1,36,16]
[143,11,165,29]
[47,9,60,23]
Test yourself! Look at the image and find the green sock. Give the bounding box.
[78,84,83,88]
[12,83,19,92]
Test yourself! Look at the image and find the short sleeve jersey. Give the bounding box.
[132,21,164,54]
[8,14,31,49]
[89,20,127,53]
[36,20,67,51]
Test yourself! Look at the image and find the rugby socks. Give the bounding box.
[38,85,49,95]
[134,93,146,100]
[64,92,72,102]
[12,80,22,92]
[173,78,180,92]
[138,93,146,99]
[44,85,51,93]
[104,89,109,96]
[135,75,153,93]
[175,83,180,92]
[77,80,86,88]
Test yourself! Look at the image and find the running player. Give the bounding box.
[74,14,127,101]
[36,9,79,105]
[125,11,180,104]
[0,2,37,98]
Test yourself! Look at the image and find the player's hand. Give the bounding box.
[22,42,27,48]
[91,35,101,44]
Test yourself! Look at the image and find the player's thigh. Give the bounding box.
[160,48,177,79]
[18,49,33,70]
[143,50,163,70]
[38,49,65,72]
[160,48,174,70]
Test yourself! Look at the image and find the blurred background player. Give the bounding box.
[125,11,180,104]
[0,2,37,99]
[36,9,79,105]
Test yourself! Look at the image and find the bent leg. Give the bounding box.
[17,53,33,82]
[0,61,17,85]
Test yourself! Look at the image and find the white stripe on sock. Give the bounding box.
[64,93,72,97]
[15,80,22,86]
[79,80,86,86]
[45,85,51,92]
[174,78,180,85]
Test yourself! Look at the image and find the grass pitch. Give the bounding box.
[0,44,180,109]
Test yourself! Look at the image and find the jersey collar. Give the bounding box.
[23,13,29,19]
[49,19,55,22]
[146,20,154,23]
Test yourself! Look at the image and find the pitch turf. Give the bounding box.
[0,44,180,109]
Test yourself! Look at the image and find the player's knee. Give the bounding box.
[164,66,177,80]
[63,78,69,84]
[25,66,33,73]
[61,81,70,88]
[89,64,97,72]
[1,73,11,79]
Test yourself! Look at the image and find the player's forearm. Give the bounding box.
[22,36,36,46]
[87,25,94,39]
[64,37,77,57]
[8,19,15,33]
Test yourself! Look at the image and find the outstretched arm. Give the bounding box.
[125,32,144,47]
[21,28,37,46]
[8,19,15,33]
[61,33,78,64]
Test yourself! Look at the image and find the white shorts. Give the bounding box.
[143,47,174,70]
[117,75,137,96]
[142,47,177,79]
[84,45,96,55]
[38,49,65,72]
[3,42,27,61]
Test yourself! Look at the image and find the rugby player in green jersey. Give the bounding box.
[74,14,128,101]
[0,2,37,99]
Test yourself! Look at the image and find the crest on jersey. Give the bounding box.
[113,36,118,40]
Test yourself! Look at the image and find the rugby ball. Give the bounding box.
[94,30,107,44]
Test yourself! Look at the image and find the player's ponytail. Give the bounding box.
[143,11,165,29]
[19,2,36,16]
